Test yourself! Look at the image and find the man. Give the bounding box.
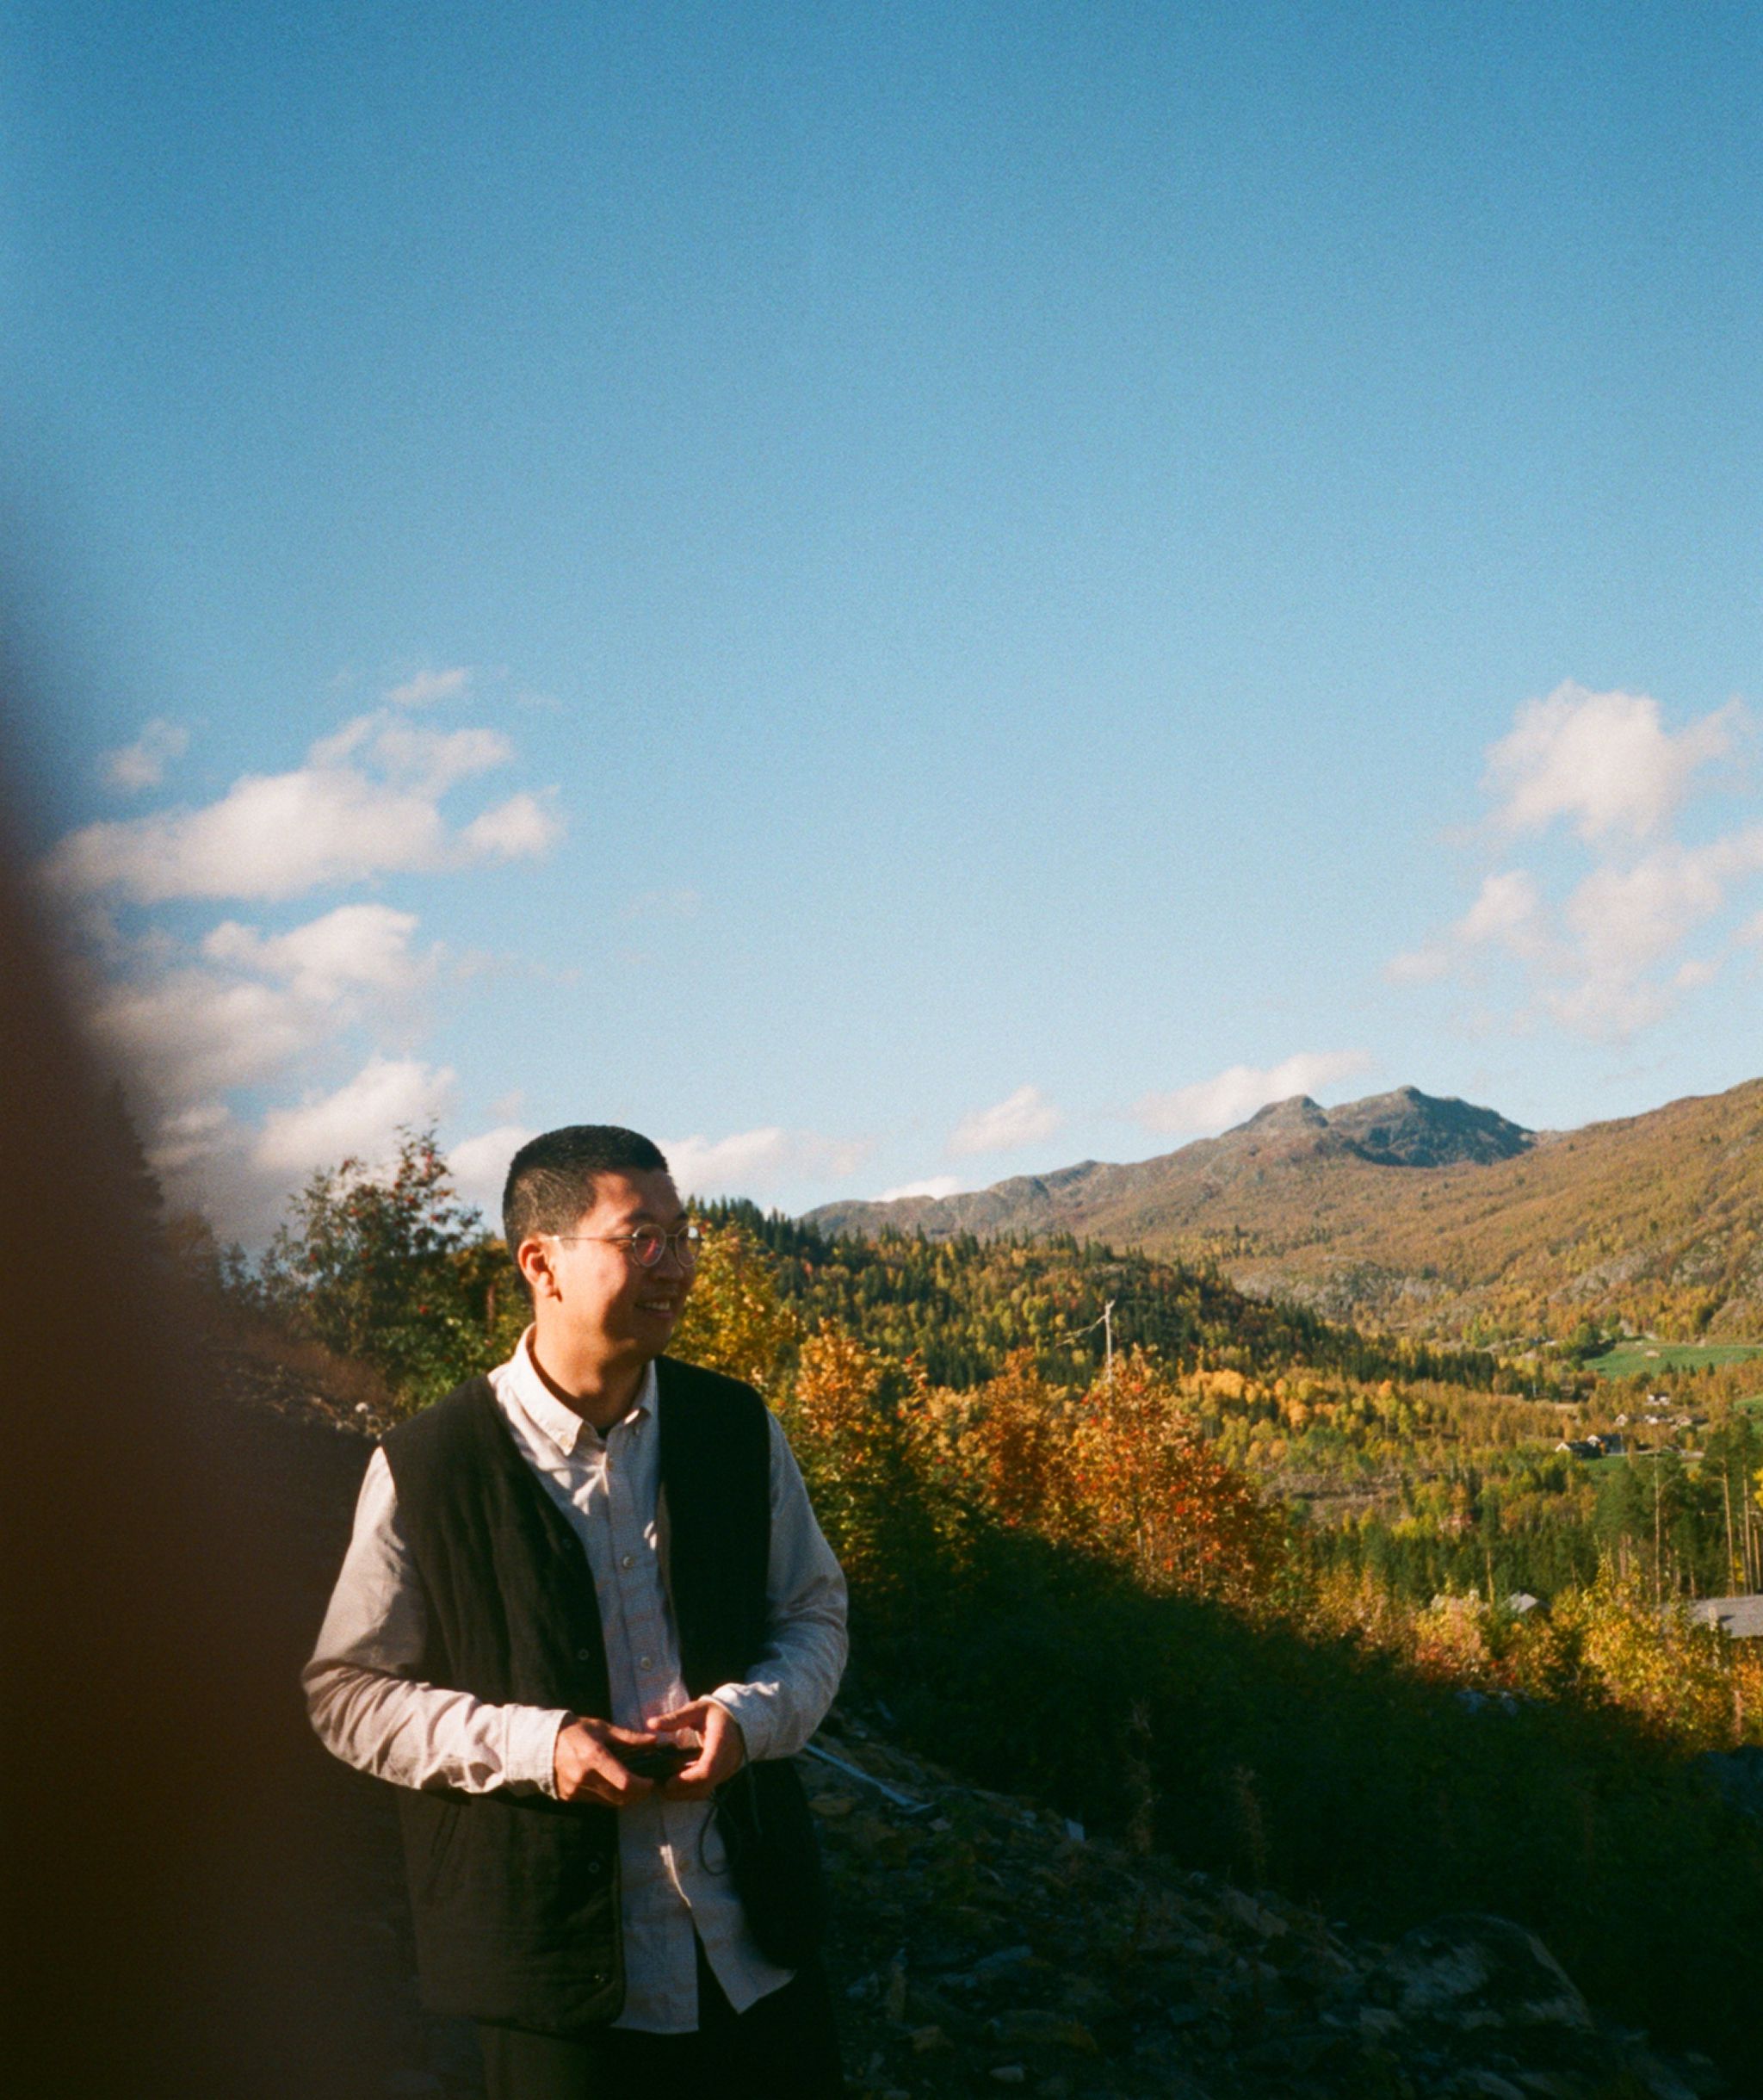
[305,1125,848,2099]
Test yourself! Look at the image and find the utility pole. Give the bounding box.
[1723,1466,1738,1596]
[1654,1461,1663,1610]
[1103,1298,1116,1388]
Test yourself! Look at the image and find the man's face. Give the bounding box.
[540,1168,695,1360]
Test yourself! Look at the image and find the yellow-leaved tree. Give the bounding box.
[667,1219,801,1400]
[784,1324,903,1589]
[1525,1563,1759,1750]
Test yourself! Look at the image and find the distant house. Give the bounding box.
[1556,1433,1624,1459]
[1505,1592,1543,1617]
[1687,1596,1763,1640]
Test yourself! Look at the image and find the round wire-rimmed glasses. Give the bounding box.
[550,1223,703,1270]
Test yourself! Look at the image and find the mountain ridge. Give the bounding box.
[811,1084,1534,1238]
[807,1077,1763,1341]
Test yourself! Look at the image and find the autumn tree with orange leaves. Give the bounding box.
[770,1326,1282,1611]
[1070,1348,1284,1603]
[950,1348,1086,1543]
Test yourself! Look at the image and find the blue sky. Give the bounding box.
[9,2,1763,1236]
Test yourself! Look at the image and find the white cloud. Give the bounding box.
[666,1127,789,1192]
[202,902,428,1002]
[1395,685,1763,1042]
[947,1084,1063,1158]
[1534,835,1763,1038]
[101,718,189,794]
[56,686,566,1240]
[146,1100,235,1174]
[95,969,323,1098]
[360,719,512,793]
[1457,868,1550,954]
[1135,1050,1374,1137]
[878,1175,964,1202]
[1388,870,1547,984]
[55,767,436,901]
[1479,837,1758,1041]
[449,1123,535,1225]
[90,903,436,1103]
[385,666,472,708]
[1486,683,1736,842]
[461,791,563,861]
[663,1126,875,1198]
[48,709,554,903]
[254,1056,455,1176]
[1560,848,1727,977]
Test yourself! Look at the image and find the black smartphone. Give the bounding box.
[622,1743,694,1783]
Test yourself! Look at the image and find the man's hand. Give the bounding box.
[645,1697,746,1800]
[553,1716,664,1806]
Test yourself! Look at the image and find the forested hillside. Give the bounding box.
[213,1131,1761,1613]
[203,1127,1763,2079]
[703,1200,1501,1392]
[809,1076,1763,1344]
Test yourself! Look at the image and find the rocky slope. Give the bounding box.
[807,1078,1763,1340]
[805,1719,1726,2100]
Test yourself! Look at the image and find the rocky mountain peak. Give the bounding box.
[1321,1086,1532,1168]
[1241,1094,1330,1132]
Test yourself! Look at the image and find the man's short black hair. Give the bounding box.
[501,1124,671,1255]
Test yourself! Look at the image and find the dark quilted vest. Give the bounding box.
[380,1355,825,2034]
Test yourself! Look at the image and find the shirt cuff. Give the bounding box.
[706,1683,769,1765]
[506,1706,573,1796]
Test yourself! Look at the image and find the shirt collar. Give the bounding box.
[507,1329,657,1459]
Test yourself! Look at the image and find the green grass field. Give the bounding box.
[1587,1340,1763,1380]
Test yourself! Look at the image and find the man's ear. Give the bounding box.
[516,1234,559,1303]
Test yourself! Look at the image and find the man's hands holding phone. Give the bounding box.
[645,1696,747,1800]
[550,1719,678,1806]
[552,1700,746,1806]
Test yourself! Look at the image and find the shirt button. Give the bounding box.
[621,1553,635,1570]
[577,1647,593,1662]
[638,1655,653,1671]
